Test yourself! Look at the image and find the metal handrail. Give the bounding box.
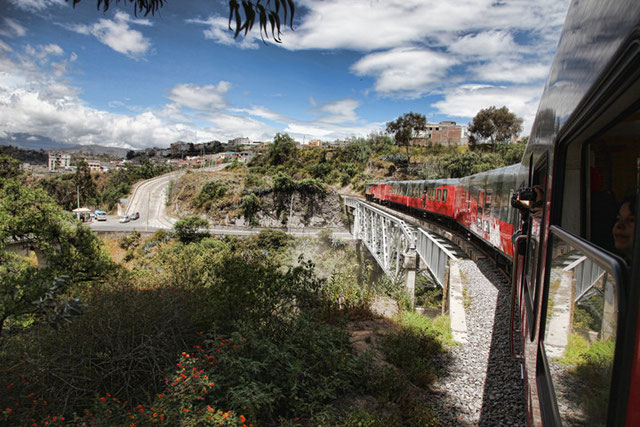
[415,229,455,288]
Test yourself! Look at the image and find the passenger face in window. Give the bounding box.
[613,198,635,260]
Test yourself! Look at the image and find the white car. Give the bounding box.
[119,215,130,223]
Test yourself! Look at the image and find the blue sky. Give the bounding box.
[0,0,569,149]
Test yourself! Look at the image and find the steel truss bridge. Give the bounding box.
[343,197,456,301]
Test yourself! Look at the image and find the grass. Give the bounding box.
[462,285,472,309]
[559,333,615,424]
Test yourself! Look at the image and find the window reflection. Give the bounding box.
[544,233,617,426]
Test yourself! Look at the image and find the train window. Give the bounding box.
[486,189,493,208]
[437,189,442,202]
[586,137,639,257]
[560,106,640,255]
[442,189,448,203]
[542,226,624,426]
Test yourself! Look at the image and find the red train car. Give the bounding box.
[365,167,521,259]
[366,1,640,424]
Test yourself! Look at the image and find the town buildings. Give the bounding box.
[412,121,469,146]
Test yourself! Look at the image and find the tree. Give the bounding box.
[0,155,21,180]
[386,112,427,165]
[267,133,298,166]
[173,216,210,244]
[468,106,523,148]
[0,178,112,337]
[68,0,295,43]
[74,160,98,208]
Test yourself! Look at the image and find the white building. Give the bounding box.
[48,152,71,171]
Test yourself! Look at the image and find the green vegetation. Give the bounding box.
[0,174,112,338]
[468,106,523,148]
[380,311,453,387]
[560,333,615,425]
[415,273,443,309]
[386,112,427,165]
[1,203,453,426]
[173,216,210,243]
[194,179,228,210]
[241,193,262,225]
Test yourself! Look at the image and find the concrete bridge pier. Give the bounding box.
[403,252,417,307]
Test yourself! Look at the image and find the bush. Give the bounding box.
[174,216,209,243]
[273,172,295,193]
[380,154,408,165]
[194,180,228,210]
[118,230,141,250]
[241,193,261,225]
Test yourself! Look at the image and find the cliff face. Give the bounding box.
[235,187,345,229]
[166,170,346,229]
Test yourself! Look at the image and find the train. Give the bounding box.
[366,1,640,425]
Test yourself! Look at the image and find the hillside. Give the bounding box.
[167,168,345,228]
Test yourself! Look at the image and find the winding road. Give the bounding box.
[88,164,351,238]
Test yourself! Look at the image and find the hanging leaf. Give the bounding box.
[229,0,240,31]
[286,0,295,28]
[69,0,295,43]
[269,11,282,43]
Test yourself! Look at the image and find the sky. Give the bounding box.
[0,0,570,150]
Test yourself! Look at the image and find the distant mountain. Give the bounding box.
[0,133,73,151]
[61,144,129,158]
[0,133,128,158]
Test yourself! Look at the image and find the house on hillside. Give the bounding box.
[412,121,469,146]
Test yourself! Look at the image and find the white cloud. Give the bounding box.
[188,16,260,50]
[231,106,288,123]
[0,40,13,52]
[7,0,64,11]
[351,48,457,97]
[472,60,551,84]
[0,87,213,149]
[282,0,567,51]
[69,12,152,59]
[167,82,232,112]
[0,18,27,37]
[434,84,543,136]
[449,31,518,59]
[316,98,360,123]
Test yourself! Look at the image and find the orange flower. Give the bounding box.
[240,415,246,423]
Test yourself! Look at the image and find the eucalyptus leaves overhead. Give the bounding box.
[66,0,296,43]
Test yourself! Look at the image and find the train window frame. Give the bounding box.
[437,188,442,202]
[546,49,640,423]
[537,225,628,426]
[523,152,549,341]
[442,189,448,203]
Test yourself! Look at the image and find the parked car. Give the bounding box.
[119,215,130,223]
[130,212,140,220]
[95,210,107,221]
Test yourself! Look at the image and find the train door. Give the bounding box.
[536,106,640,425]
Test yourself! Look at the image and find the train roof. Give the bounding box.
[524,0,640,160]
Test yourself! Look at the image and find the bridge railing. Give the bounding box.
[564,255,607,303]
[416,229,456,288]
[351,200,415,279]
